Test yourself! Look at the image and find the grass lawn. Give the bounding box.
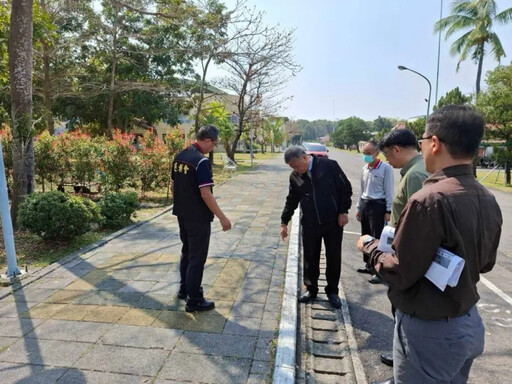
[0,151,280,271]
[0,229,115,271]
[477,169,512,193]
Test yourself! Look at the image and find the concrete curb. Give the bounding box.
[0,205,174,301]
[273,210,300,384]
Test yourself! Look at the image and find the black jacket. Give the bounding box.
[281,156,352,226]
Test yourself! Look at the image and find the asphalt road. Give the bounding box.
[328,148,512,384]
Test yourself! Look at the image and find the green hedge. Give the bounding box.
[18,191,101,240]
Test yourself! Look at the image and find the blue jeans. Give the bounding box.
[393,306,485,384]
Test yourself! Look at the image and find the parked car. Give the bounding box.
[302,142,329,158]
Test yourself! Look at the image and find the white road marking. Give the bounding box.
[344,231,361,236]
[481,276,512,307]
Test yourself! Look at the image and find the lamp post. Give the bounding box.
[0,142,21,278]
[398,65,432,118]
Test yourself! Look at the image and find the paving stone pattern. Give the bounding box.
[0,157,290,383]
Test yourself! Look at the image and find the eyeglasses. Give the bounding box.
[417,135,443,146]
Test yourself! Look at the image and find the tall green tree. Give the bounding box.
[372,116,393,132]
[199,100,234,155]
[331,117,370,152]
[433,87,472,110]
[476,63,512,185]
[405,117,426,140]
[434,0,512,95]
[32,0,95,134]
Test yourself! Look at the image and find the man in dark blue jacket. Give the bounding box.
[281,146,352,308]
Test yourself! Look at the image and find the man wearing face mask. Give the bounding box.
[356,140,394,284]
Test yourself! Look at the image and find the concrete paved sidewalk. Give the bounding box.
[0,156,291,384]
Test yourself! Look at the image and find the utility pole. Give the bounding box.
[0,141,22,279]
[435,0,444,106]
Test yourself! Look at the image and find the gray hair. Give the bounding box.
[196,124,219,141]
[284,146,307,164]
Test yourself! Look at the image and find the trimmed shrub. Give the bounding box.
[100,130,138,192]
[18,191,100,240]
[137,131,169,197]
[98,191,140,229]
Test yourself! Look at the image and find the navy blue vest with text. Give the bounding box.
[171,143,214,221]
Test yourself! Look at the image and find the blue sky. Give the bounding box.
[209,0,512,121]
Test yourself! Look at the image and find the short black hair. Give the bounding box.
[196,124,219,141]
[426,105,484,159]
[284,146,306,164]
[379,129,417,151]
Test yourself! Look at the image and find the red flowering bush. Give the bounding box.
[137,131,169,197]
[34,131,59,191]
[100,130,138,192]
[0,124,12,190]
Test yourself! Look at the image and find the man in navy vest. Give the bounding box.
[172,125,232,312]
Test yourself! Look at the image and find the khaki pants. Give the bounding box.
[393,306,484,384]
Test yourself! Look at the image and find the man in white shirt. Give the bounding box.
[356,140,394,284]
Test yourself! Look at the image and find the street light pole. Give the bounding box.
[435,0,444,106]
[0,141,21,278]
[398,65,432,118]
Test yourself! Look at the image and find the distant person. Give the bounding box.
[280,146,352,309]
[369,128,430,384]
[172,125,232,312]
[356,140,394,284]
[358,105,502,384]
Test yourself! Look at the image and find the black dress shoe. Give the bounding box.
[298,291,317,303]
[370,378,394,384]
[177,291,187,300]
[356,266,372,274]
[380,353,393,367]
[327,294,342,309]
[185,299,215,312]
[369,274,384,284]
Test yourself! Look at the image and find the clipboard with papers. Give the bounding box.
[377,225,465,291]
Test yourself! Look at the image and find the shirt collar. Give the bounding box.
[424,164,474,185]
[367,158,381,170]
[308,156,313,172]
[192,142,205,154]
[400,154,423,176]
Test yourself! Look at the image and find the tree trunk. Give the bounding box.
[228,120,244,161]
[40,0,54,134]
[505,162,511,186]
[42,41,54,134]
[107,4,119,138]
[9,0,35,228]
[475,44,484,96]
[193,57,212,134]
[506,143,512,186]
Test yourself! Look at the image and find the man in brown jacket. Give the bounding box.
[358,105,502,384]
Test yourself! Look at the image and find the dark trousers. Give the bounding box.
[178,216,211,303]
[360,198,386,267]
[302,220,343,295]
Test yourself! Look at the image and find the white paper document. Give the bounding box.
[377,226,395,253]
[375,225,465,291]
[424,248,465,291]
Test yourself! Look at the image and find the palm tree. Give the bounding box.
[434,0,512,95]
